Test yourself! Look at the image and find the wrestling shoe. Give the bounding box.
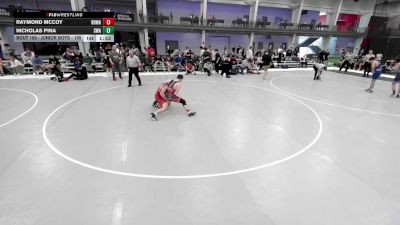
[151,112,158,121]
[152,101,160,108]
[187,112,196,117]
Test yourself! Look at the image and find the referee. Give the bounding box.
[126,50,142,87]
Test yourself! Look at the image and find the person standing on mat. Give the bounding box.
[109,46,123,81]
[363,50,375,78]
[151,74,196,121]
[126,50,141,87]
[262,51,272,80]
[220,56,231,78]
[313,63,327,80]
[366,57,382,93]
[390,58,400,98]
[339,52,353,73]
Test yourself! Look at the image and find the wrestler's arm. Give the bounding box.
[174,83,182,94]
[160,86,168,100]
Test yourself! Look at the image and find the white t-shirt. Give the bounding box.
[376,53,383,61]
[314,63,326,71]
[246,49,253,59]
[10,59,24,67]
[126,55,141,68]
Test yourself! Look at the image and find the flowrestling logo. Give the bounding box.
[46,12,83,18]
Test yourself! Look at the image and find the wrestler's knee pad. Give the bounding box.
[179,98,187,106]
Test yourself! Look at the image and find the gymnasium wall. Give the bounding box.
[156,0,200,24]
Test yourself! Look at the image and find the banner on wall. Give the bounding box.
[115,13,133,22]
[0,8,13,17]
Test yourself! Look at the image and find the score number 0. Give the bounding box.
[102,18,115,34]
[102,18,115,26]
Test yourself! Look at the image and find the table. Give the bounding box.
[256,21,271,28]
[180,17,199,25]
[148,15,170,23]
[207,18,224,26]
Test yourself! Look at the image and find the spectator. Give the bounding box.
[339,52,354,73]
[300,56,308,67]
[46,54,61,74]
[0,44,3,60]
[104,44,112,55]
[165,55,174,72]
[174,54,183,65]
[211,49,216,70]
[64,57,88,81]
[220,56,231,78]
[143,54,153,72]
[247,59,259,74]
[166,45,174,56]
[363,50,375,77]
[15,3,25,12]
[246,46,253,60]
[262,51,272,79]
[203,61,212,76]
[324,49,330,62]
[109,46,123,80]
[319,49,327,63]
[256,54,263,68]
[2,44,14,59]
[376,53,383,62]
[146,46,155,57]
[78,52,84,62]
[293,45,300,57]
[62,48,75,62]
[214,49,221,73]
[272,50,279,61]
[21,48,35,65]
[185,61,195,75]
[8,55,24,75]
[286,47,293,57]
[183,47,190,56]
[202,47,211,64]
[277,49,284,63]
[0,58,5,75]
[230,54,237,65]
[340,48,346,60]
[240,58,249,74]
[32,55,44,75]
[153,55,165,72]
[83,53,96,71]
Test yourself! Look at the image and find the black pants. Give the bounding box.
[340,60,351,72]
[112,64,122,78]
[363,62,371,76]
[221,69,230,76]
[129,67,141,85]
[313,65,319,80]
[204,68,211,76]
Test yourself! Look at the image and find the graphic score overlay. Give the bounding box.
[13,11,115,42]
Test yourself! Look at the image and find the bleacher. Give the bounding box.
[1,56,106,75]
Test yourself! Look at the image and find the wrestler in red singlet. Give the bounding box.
[151,75,196,121]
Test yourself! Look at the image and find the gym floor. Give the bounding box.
[0,69,399,225]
